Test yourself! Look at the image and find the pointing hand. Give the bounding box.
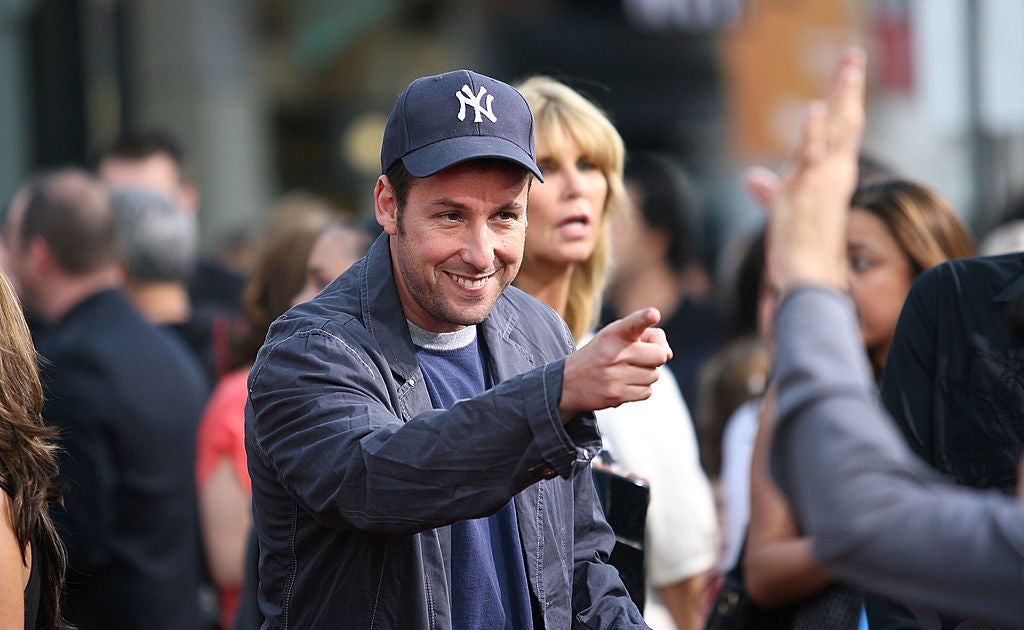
[558,308,672,422]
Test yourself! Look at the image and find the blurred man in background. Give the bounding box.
[94,129,246,315]
[4,169,209,628]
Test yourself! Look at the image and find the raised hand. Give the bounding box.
[558,307,672,422]
[765,47,867,295]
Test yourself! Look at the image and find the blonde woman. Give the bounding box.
[515,76,719,630]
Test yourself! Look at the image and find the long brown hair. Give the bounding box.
[232,192,335,368]
[850,177,976,275]
[851,177,976,378]
[0,270,70,628]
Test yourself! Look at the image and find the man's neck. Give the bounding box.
[40,267,123,325]
[126,282,192,325]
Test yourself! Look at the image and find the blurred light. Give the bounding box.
[622,0,746,32]
[340,111,388,177]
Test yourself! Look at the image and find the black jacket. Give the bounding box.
[881,252,1024,492]
[37,288,207,629]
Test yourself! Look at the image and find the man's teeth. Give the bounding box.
[453,275,488,289]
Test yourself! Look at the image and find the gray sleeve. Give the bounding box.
[770,286,1024,628]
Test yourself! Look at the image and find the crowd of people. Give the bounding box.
[1,45,1023,630]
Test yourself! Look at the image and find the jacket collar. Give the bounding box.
[361,233,421,384]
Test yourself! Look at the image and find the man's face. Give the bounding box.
[98,153,197,212]
[375,161,529,333]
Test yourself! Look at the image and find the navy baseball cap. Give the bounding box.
[380,69,543,181]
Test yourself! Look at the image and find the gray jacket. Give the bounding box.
[771,286,1024,628]
[245,233,647,629]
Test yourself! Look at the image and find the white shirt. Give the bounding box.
[717,398,760,572]
[587,334,719,628]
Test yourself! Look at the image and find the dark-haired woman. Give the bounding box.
[0,269,70,629]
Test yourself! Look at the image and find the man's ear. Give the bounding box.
[119,259,134,286]
[178,183,200,215]
[374,176,399,236]
[27,236,56,273]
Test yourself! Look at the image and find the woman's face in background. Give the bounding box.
[525,133,608,268]
[846,207,916,370]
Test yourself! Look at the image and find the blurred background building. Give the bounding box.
[2,0,1023,276]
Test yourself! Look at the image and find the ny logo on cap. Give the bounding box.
[455,85,497,124]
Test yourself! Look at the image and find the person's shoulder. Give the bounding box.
[274,290,363,341]
[500,284,563,321]
[254,291,372,375]
[936,251,1024,278]
[44,289,159,353]
[914,252,1024,301]
[500,286,573,337]
[488,286,575,353]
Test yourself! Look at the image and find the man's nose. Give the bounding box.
[462,223,496,270]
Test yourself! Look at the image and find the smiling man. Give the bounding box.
[244,70,669,629]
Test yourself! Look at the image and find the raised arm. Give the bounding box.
[765,47,1024,627]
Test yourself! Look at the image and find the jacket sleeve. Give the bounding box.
[246,321,599,535]
[569,465,650,629]
[770,286,1024,628]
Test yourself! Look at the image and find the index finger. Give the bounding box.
[744,165,781,213]
[610,307,662,343]
[824,47,867,153]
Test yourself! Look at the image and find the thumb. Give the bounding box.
[610,307,661,342]
[744,165,780,213]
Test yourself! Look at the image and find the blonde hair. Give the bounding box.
[516,76,628,340]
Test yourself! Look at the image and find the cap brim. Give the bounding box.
[401,136,544,182]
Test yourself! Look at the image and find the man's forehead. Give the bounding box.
[422,189,527,206]
[99,153,183,189]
